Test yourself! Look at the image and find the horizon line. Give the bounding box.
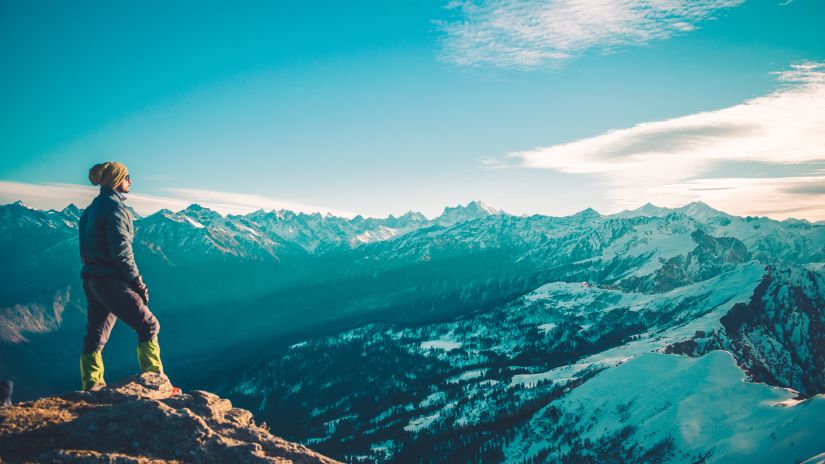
[3,196,820,225]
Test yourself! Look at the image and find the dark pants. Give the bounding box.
[82,277,160,354]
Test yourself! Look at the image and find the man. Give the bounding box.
[78,162,172,392]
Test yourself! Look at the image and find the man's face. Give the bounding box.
[117,175,132,193]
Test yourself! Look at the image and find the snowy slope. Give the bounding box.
[229,264,776,460]
[504,351,825,464]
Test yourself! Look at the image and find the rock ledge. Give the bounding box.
[0,373,340,464]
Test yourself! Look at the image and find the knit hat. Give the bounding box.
[88,162,128,189]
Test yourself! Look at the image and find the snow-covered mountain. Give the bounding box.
[617,200,727,221]
[506,350,825,463]
[221,205,824,462]
[0,202,81,343]
[1,199,823,462]
[432,200,502,227]
[133,200,489,260]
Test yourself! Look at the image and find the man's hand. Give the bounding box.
[132,275,149,305]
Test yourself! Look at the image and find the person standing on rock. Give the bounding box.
[78,162,168,391]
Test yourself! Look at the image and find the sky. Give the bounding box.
[1,0,824,220]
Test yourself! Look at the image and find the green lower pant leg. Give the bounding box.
[137,339,164,374]
[80,351,105,390]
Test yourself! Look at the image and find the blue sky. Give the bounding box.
[1,0,824,219]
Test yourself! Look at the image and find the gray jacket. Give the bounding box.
[79,187,141,282]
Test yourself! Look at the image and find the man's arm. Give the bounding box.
[105,206,141,283]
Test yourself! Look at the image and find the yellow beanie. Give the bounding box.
[88,162,128,189]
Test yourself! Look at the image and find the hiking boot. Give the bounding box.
[87,381,107,392]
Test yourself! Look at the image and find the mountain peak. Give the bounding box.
[683,200,714,209]
[616,201,726,220]
[182,203,220,215]
[466,200,499,215]
[143,209,175,221]
[435,201,500,227]
[0,373,338,463]
[676,201,726,219]
[618,202,667,217]
[440,200,499,216]
[574,207,601,219]
[59,203,82,220]
[0,200,36,216]
[251,209,297,221]
[180,204,222,225]
[399,210,428,221]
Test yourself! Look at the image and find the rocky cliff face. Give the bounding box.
[0,373,340,464]
[666,264,825,397]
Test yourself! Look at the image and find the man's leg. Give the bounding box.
[87,277,163,374]
[81,279,116,390]
[137,339,163,374]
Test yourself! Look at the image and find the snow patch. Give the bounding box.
[404,413,439,432]
[183,216,206,228]
[510,371,576,389]
[419,392,447,408]
[421,339,462,351]
[447,369,486,384]
[537,323,557,333]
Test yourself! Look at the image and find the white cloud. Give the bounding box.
[439,0,744,69]
[0,181,357,218]
[640,176,825,220]
[484,62,825,220]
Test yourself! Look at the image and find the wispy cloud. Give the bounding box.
[483,62,825,220]
[623,177,825,220]
[439,0,744,69]
[0,182,357,218]
[0,182,193,216]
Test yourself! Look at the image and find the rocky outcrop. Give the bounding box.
[621,229,751,293]
[0,373,340,464]
[666,265,825,397]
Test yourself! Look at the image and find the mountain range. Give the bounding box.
[1,198,823,463]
